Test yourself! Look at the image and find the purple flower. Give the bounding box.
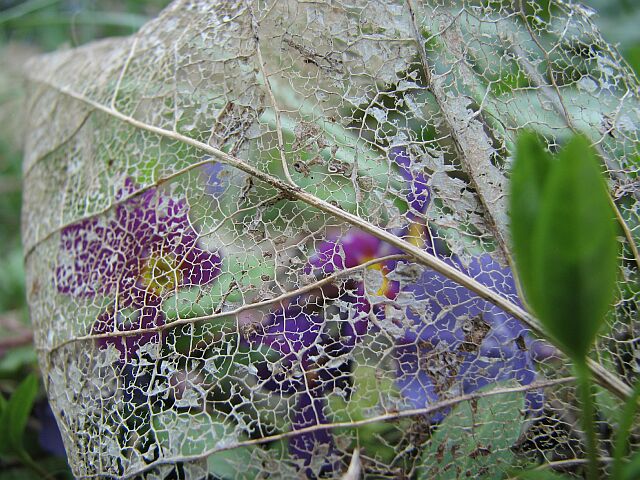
[390,146,430,216]
[388,147,548,416]
[289,392,335,469]
[203,161,228,198]
[307,228,402,314]
[308,228,400,277]
[248,222,408,475]
[395,252,545,420]
[247,300,358,477]
[306,147,548,423]
[299,147,431,346]
[57,179,222,361]
[35,400,66,457]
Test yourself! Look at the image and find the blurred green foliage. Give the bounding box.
[512,133,618,361]
[511,133,619,480]
[0,0,169,50]
[584,0,640,77]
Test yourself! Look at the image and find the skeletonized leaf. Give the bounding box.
[418,384,524,479]
[20,1,640,478]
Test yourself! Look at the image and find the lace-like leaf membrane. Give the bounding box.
[21,0,640,478]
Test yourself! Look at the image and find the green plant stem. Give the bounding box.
[612,380,640,479]
[575,362,598,480]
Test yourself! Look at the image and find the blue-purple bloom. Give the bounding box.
[395,253,545,419]
[246,301,359,477]
[57,179,222,361]
[203,161,228,198]
[35,400,67,458]
[390,146,431,215]
[388,147,547,416]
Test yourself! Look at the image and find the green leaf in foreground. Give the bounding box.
[531,135,618,360]
[622,451,640,480]
[511,133,618,360]
[0,346,37,375]
[511,131,553,307]
[418,385,524,479]
[511,133,619,480]
[0,374,38,456]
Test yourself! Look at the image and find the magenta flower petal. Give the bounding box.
[179,246,222,287]
[56,218,120,297]
[308,228,402,276]
[57,179,222,360]
[340,230,387,267]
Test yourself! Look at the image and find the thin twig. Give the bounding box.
[0,331,34,355]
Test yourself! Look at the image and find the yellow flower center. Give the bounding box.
[366,261,391,297]
[407,222,426,248]
[140,253,182,296]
